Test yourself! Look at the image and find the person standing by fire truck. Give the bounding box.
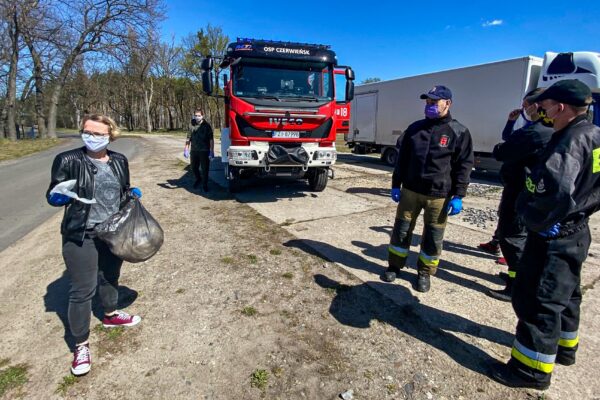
[184,108,214,192]
[384,85,474,292]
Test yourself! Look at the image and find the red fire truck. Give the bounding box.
[201,38,355,192]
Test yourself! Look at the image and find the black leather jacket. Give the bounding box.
[46,147,130,242]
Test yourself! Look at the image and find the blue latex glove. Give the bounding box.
[48,193,71,206]
[391,188,401,203]
[130,187,142,199]
[183,147,190,159]
[539,223,561,238]
[447,196,463,216]
[209,150,215,159]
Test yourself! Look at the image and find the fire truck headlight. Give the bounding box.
[314,150,337,160]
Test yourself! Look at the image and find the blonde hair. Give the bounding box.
[81,114,120,141]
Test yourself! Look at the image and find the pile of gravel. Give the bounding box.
[467,183,502,198]
[461,207,498,229]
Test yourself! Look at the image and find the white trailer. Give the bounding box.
[348,57,544,170]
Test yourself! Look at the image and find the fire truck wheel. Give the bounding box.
[382,147,398,166]
[308,168,328,192]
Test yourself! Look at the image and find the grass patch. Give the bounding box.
[335,135,352,153]
[0,363,28,397]
[93,325,125,340]
[0,138,63,161]
[241,306,258,317]
[221,256,235,265]
[269,249,282,256]
[271,366,284,378]
[0,359,8,368]
[247,254,258,264]
[385,383,398,395]
[250,369,269,390]
[175,288,186,294]
[55,375,77,395]
[282,272,294,279]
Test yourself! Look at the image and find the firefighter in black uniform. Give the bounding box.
[492,80,599,390]
[487,88,554,301]
[184,108,214,192]
[384,86,474,292]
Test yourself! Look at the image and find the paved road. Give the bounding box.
[0,137,140,252]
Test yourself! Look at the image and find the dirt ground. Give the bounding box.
[1,135,599,399]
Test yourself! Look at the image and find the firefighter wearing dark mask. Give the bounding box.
[185,108,214,191]
[492,80,600,390]
[487,88,554,302]
[385,85,474,292]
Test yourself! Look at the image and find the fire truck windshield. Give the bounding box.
[232,60,333,102]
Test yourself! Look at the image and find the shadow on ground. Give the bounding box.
[44,272,139,350]
[314,273,511,377]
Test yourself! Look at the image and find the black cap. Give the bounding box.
[532,79,592,107]
[420,85,452,100]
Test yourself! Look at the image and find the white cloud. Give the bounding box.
[482,19,504,27]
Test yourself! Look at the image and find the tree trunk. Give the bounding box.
[23,37,48,138]
[46,85,62,138]
[6,10,19,141]
[143,77,154,133]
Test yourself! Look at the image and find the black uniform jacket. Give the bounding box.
[517,115,600,233]
[493,120,554,198]
[392,114,474,198]
[46,147,130,242]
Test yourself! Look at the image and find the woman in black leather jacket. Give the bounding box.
[47,114,142,376]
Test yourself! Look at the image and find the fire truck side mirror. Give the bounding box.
[345,80,355,102]
[345,67,355,81]
[202,71,213,95]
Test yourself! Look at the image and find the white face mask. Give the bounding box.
[82,133,109,152]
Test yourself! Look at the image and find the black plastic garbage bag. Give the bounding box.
[266,144,309,165]
[94,197,164,263]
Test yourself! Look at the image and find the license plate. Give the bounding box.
[272,131,300,138]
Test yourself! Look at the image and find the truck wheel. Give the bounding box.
[308,168,328,191]
[353,144,366,154]
[382,147,398,166]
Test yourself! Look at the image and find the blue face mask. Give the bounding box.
[425,104,440,119]
[82,133,109,152]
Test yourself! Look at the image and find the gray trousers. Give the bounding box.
[62,234,122,343]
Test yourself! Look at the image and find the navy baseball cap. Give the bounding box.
[420,85,452,100]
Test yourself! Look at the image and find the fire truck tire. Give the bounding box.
[308,168,328,191]
[382,147,398,166]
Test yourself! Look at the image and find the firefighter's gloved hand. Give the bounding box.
[48,193,71,206]
[539,223,561,238]
[391,188,401,203]
[209,151,215,159]
[130,187,142,199]
[183,147,190,159]
[447,196,463,216]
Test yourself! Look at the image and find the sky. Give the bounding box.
[160,1,600,83]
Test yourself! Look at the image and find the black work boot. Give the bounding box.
[490,363,550,390]
[416,272,431,293]
[382,266,401,283]
[487,279,513,302]
[556,349,576,366]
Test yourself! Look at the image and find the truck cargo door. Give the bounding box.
[353,92,377,143]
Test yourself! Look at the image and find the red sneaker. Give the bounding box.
[71,343,91,376]
[496,257,507,266]
[478,241,500,254]
[102,310,142,328]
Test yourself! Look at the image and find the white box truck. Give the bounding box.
[348,52,600,171]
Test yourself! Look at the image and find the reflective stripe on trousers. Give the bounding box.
[511,339,555,374]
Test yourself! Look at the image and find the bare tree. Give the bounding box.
[44,0,164,137]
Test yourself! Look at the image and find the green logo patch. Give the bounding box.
[525,176,536,193]
[593,148,600,174]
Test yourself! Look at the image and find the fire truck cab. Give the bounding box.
[201,38,355,192]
